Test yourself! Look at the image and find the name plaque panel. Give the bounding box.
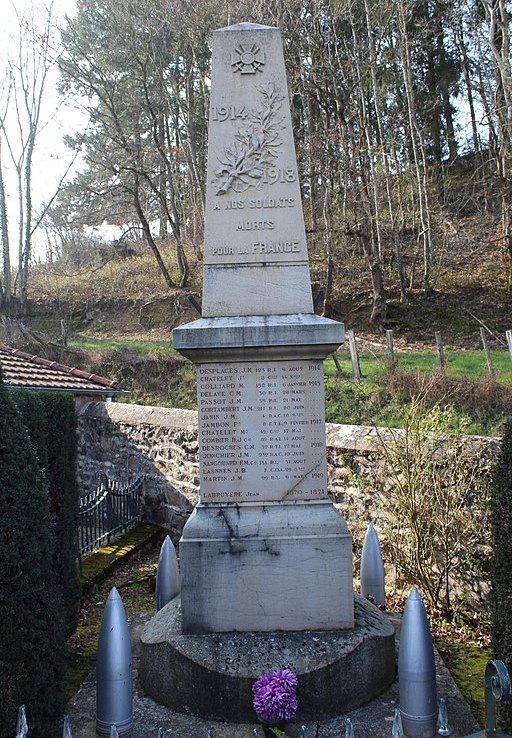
[197,359,328,503]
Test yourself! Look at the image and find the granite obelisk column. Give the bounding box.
[173,22,353,633]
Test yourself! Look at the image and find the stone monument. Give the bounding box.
[139,23,395,721]
[173,21,353,634]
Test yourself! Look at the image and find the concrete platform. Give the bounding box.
[138,594,394,721]
[66,610,481,738]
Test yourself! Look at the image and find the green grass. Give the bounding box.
[67,334,512,435]
[324,352,512,435]
[69,335,177,356]
[325,349,512,384]
[71,333,512,385]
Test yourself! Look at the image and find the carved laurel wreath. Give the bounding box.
[214,84,284,195]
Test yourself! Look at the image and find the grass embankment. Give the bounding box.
[325,349,512,435]
[71,336,512,383]
[428,603,493,727]
[324,348,512,384]
[80,522,161,594]
[437,640,491,726]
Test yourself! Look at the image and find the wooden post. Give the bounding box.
[332,352,343,376]
[506,329,512,364]
[347,330,362,382]
[60,320,68,347]
[435,331,445,373]
[480,327,495,378]
[385,329,395,372]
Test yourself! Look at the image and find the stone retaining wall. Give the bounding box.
[78,402,499,549]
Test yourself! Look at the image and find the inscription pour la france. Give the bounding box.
[210,101,302,258]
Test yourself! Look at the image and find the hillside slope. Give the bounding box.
[19,214,512,350]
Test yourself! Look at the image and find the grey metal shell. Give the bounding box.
[360,522,385,607]
[96,587,133,737]
[398,587,437,738]
[156,535,180,612]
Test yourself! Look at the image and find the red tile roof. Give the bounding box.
[0,344,123,397]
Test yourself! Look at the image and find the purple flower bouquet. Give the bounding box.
[252,669,298,730]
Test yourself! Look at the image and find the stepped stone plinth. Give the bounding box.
[140,594,395,721]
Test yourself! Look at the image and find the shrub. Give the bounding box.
[368,386,492,616]
[9,390,48,470]
[381,369,512,435]
[490,419,512,731]
[11,390,81,636]
[0,375,66,737]
[324,377,389,424]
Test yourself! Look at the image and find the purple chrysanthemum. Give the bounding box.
[252,669,298,721]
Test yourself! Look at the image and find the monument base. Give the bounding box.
[179,500,354,633]
[139,594,395,721]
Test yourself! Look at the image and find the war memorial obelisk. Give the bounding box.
[140,23,394,721]
[174,22,353,633]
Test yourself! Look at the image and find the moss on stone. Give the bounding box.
[437,639,491,727]
[80,522,161,591]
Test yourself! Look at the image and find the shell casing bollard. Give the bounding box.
[96,587,133,736]
[62,715,73,738]
[15,705,28,738]
[155,535,180,612]
[437,696,452,737]
[360,522,385,608]
[392,708,404,737]
[399,587,437,738]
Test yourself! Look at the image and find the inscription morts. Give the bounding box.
[197,360,327,503]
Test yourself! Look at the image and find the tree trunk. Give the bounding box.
[0,135,11,308]
[362,232,387,331]
[483,0,512,282]
[158,112,168,240]
[362,0,408,301]
[397,0,432,291]
[20,130,36,314]
[132,174,177,290]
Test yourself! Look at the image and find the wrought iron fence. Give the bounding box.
[79,477,143,554]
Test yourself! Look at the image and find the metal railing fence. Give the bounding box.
[79,477,143,554]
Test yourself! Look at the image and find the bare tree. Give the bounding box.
[480,0,512,281]
[396,0,434,292]
[0,1,58,312]
[0,76,12,307]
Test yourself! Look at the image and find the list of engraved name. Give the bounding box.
[197,360,327,502]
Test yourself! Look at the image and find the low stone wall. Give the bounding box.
[78,402,499,549]
[78,403,199,541]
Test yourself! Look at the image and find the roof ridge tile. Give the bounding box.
[0,344,121,394]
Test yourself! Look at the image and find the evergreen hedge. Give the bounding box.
[12,390,81,636]
[491,418,512,732]
[39,392,81,635]
[10,390,48,470]
[0,375,67,737]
